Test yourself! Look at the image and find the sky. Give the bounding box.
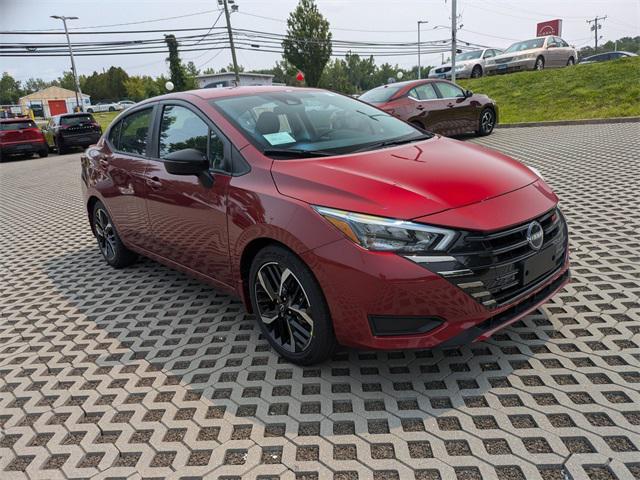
[1,0,639,82]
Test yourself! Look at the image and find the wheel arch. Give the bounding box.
[239,237,296,313]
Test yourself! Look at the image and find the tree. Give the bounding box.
[184,61,199,90]
[57,71,76,91]
[282,0,332,87]
[319,59,354,94]
[164,34,188,91]
[22,78,52,95]
[0,72,22,104]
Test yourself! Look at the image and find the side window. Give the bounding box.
[547,37,557,47]
[108,121,121,149]
[483,50,495,59]
[558,38,569,47]
[414,83,439,100]
[435,82,465,99]
[119,108,153,155]
[408,88,419,100]
[159,105,225,170]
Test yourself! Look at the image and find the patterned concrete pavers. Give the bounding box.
[0,121,639,480]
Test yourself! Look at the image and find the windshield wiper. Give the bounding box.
[262,148,334,158]
[352,133,432,153]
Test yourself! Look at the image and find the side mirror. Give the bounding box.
[163,148,215,187]
[464,90,473,98]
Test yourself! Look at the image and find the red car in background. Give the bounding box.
[359,79,498,137]
[0,118,48,162]
[82,86,569,364]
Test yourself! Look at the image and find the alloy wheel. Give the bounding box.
[254,261,314,353]
[481,110,495,133]
[94,207,117,260]
[535,58,544,70]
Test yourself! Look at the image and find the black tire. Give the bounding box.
[471,65,483,78]
[91,201,137,268]
[566,57,575,66]
[535,56,545,71]
[57,137,69,155]
[87,108,94,113]
[108,107,115,112]
[248,245,336,365]
[0,149,3,163]
[39,148,49,158]
[476,108,496,136]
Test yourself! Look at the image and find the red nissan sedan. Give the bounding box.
[81,86,569,364]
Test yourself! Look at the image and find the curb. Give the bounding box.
[497,116,640,129]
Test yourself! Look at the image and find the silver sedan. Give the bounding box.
[428,48,503,79]
[485,36,578,74]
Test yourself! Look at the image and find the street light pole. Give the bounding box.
[51,15,83,112]
[417,20,428,79]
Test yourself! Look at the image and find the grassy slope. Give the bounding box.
[93,111,119,130]
[459,57,640,124]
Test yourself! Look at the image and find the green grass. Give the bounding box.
[459,57,640,124]
[92,111,119,130]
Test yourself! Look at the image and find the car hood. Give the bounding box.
[270,136,538,220]
[436,59,476,69]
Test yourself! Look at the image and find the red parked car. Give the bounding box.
[359,79,498,137]
[82,86,569,364]
[0,118,48,162]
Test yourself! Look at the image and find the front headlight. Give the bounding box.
[313,206,456,253]
[455,64,466,70]
[517,52,537,60]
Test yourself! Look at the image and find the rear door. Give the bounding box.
[102,106,155,249]
[143,101,232,285]
[433,81,476,134]
[555,37,573,65]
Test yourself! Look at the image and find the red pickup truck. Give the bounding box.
[0,118,48,162]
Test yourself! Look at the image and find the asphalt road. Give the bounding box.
[1,122,639,480]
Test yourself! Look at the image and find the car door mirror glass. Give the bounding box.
[163,148,209,173]
[465,90,473,98]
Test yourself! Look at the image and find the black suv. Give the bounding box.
[42,113,102,154]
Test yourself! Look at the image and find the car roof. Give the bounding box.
[53,112,94,118]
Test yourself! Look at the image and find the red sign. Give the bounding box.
[296,71,305,82]
[536,19,562,37]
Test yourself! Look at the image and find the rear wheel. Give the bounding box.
[566,57,575,66]
[108,106,115,112]
[39,148,48,158]
[249,245,336,365]
[471,65,483,78]
[476,108,496,136]
[91,201,137,268]
[56,137,69,155]
[535,56,545,70]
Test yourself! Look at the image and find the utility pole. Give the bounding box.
[417,20,428,79]
[51,15,83,112]
[450,0,457,82]
[587,15,606,54]
[220,0,240,86]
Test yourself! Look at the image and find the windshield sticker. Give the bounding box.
[263,131,295,145]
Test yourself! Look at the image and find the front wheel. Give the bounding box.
[92,201,137,268]
[249,245,336,365]
[535,56,545,70]
[476,108,496,136]
[566,57,575,66]
[38,149,49,158]
[471,65,483,78]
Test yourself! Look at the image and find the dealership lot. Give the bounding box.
[0,123,639,479]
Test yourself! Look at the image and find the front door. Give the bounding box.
[144,102,232,285]
[406,83,450,133]
[433,81,476,134]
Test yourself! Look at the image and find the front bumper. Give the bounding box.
[487,58,536,74]
[304,195,569,351]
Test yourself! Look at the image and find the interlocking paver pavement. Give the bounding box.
[1,122,639,480]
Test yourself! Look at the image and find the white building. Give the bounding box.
[196,72,274,89]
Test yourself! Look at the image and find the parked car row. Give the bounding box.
[86,100,136,113]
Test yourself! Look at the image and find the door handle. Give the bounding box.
[416,104,425,110]
[146,176,162,189]
[447,103,454,108]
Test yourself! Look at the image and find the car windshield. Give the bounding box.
[456,50,483,61]
[358,84,404,103]
[0,120,36,130]
[60,114,94,126]
[212,90,429,157]
[504,38,545,53]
